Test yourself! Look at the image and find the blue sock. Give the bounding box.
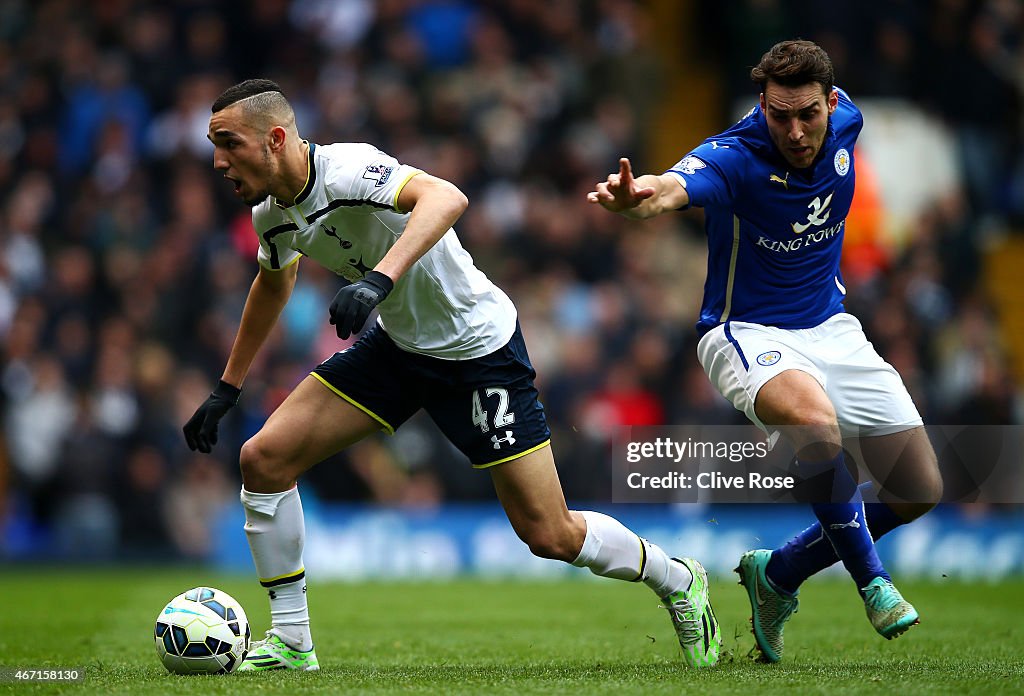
[767,453,891,593]
[767,484,907,594]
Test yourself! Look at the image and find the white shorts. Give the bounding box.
[696,313,923,438]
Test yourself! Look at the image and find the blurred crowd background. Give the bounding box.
[1,0,1022,561]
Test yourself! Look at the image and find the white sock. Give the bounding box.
[240,486,313,651]
[639,538,693,598]
[571,511,691,596]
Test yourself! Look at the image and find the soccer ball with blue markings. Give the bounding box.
[154,587,250,674]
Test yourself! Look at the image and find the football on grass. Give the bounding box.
[154,586,250,675]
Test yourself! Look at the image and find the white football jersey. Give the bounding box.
[251,142,516,359]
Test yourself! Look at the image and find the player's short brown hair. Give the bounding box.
[211,78,285,114]
[750,40,834,96]
[211,78,296,134]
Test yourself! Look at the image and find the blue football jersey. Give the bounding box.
[667,88,862,335]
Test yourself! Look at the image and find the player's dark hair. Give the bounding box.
[750,40,834,96]
[211,78,285,113]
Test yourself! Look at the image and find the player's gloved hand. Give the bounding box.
[183,379,241,453]
[329,270,394,339]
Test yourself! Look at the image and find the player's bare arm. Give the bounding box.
[185,260,298,453]
[375,172,469,282]
[587,157,689,219]
[221,261,299,388]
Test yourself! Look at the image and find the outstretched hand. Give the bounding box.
[586,158,656,212]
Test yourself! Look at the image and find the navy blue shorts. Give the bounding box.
[311,323,551,468]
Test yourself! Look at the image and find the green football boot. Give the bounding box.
[661,557,721,667]
[237,631,320,672]
[736,549,799,663]
[862,577,919,639]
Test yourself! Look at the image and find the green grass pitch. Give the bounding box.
[0,568,1021,694]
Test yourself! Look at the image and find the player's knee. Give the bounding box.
[526,537,576,562]
[521,525,578,563]
[885,499,937,523]
[239,436,292,491]
[915,464,943,510]
[914,468,943,513]
[791,408,839,434]
[879,447,943,512]
[879,471,942,520]
[774,405,841,457]
[792,421,843,462]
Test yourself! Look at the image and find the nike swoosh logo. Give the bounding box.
[753,576,767,606]
[164,607,204,616]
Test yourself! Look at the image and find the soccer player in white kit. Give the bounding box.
[183,79,721,670]
[589,41,943,662]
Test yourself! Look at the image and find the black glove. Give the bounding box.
[183,379,241,453]
[329,270,393,339]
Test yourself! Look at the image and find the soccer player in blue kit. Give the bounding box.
[184,79,721,670]
[588,40,943,662]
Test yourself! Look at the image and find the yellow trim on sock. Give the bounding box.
[472,440,551,469]
[634,536,647,582]
[309,372,394,434]
[260,567,305,585]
